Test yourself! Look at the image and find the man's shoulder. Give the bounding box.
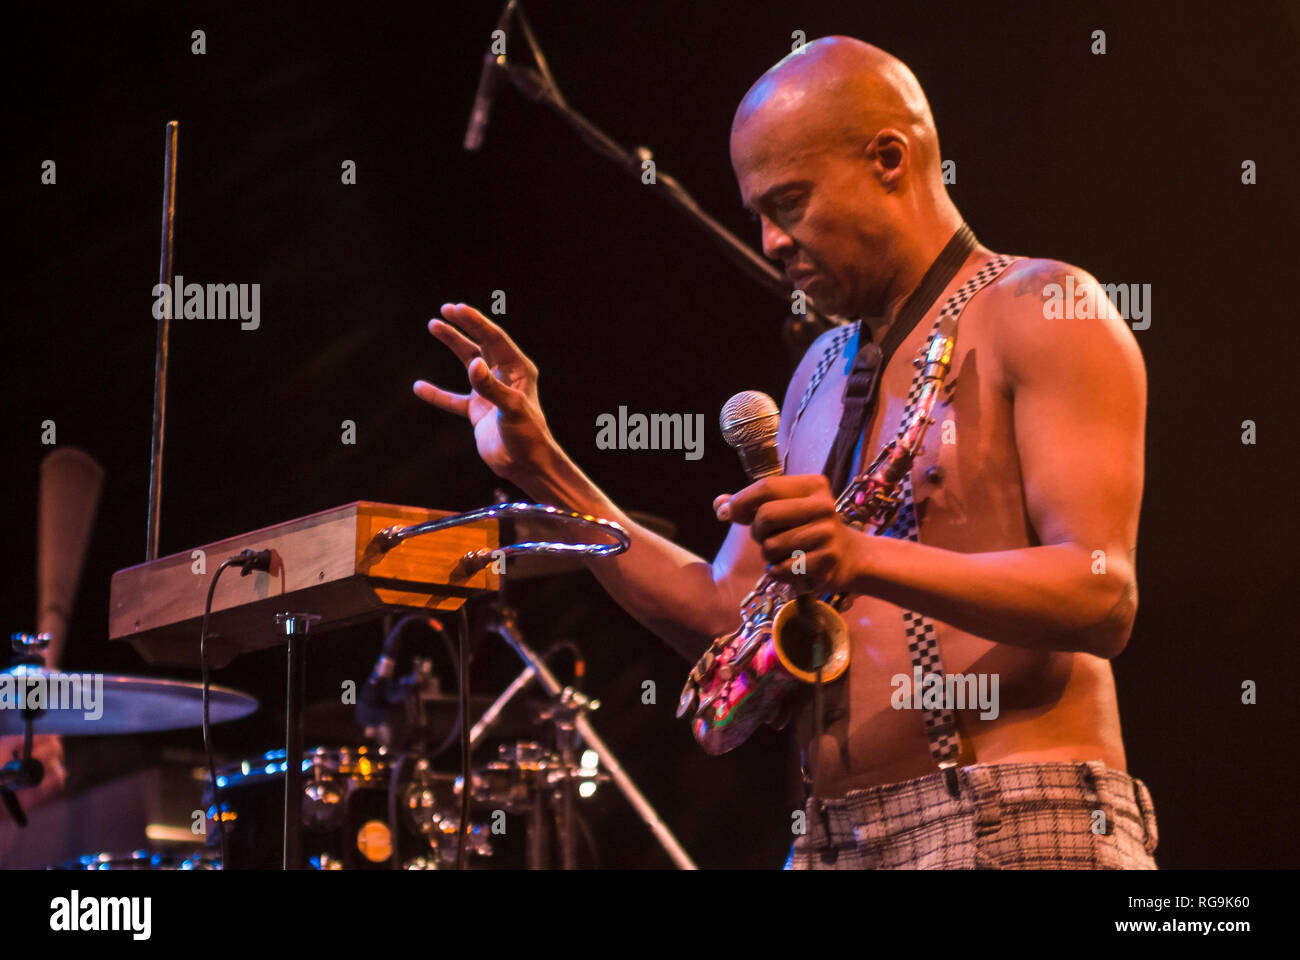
[973,256,1145,391]
[981,256,1099,303]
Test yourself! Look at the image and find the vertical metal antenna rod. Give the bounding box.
[147,120,178,561]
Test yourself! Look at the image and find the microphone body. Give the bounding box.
[719,391,782,482]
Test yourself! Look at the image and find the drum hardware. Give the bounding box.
[456,740,610,869]
[536,689,598,870]
[2,630,258,830]
[369,505,632,869]
[474,598,697,869]
[56,849,220,871]
[357,615,463,758]
[1,634,46,827]
[204,745,493,870]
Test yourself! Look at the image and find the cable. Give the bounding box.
[367,615,463,758]
[540,640,586,689]
[200,548,273,869]
[200,560,236,868]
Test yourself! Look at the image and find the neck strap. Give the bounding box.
[821,224,978,495]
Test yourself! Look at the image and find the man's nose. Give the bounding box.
[760,216,795,261]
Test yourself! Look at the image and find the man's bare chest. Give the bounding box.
[782,310,1033,554]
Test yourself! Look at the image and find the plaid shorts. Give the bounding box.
[784,760,1159,870]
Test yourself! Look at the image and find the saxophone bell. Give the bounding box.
[770,596,850,684]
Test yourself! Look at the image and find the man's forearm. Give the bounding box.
[851,535,1137,658]
[508,444,736,662]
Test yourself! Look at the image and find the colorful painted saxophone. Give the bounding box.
[676,323,959,755]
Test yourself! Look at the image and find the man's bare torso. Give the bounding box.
[784,249,1129,797]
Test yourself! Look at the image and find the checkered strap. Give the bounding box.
[879,254,1021,768]
[785,322,859,470]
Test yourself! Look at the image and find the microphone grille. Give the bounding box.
[720,391,780,449]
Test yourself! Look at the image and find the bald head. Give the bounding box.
[732,37,940,181]
[728,37,961,320]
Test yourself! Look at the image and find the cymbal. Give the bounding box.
[0,665,258,735]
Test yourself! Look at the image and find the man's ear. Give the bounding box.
[866,128,909,192]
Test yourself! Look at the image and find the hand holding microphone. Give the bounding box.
[713,391,862,597]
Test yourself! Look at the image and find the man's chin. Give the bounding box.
[807,291,847,321]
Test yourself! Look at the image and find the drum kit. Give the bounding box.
[2,450,694,870]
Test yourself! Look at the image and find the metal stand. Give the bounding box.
[476,604,697,870]
[275,612,319,870]
[0,633,51,826]
[471,1,841,360]
[536,689,590,869]
[379,501,694,868]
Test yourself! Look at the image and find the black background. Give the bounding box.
[4,0,1298,868]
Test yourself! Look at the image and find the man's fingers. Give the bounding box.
[413,380,470,417]
[750,497,832,542]
[722,475,831,524]
[440,302,530,367]
[758,523,832,563]
[428,317,482,365]
[467,357,520,411]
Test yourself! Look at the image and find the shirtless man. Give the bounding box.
[415,36,1158,869]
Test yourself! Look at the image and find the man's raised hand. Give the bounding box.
[414,302,555,481]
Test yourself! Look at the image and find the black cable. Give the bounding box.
[455,605,472,870]
[366,615,463,760]
[200,548,272,870]
[540,640,586,689]
[200,559,237,868]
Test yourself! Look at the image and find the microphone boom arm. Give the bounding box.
[472,2,843,360]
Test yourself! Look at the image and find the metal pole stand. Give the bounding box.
[275,612,320,870]
[480,605,697,870]
[535,686,597,869]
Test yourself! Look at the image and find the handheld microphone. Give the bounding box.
[719,391,782,481]
[719,391,828,673]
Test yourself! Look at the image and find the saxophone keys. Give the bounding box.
[676,683,697,719]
